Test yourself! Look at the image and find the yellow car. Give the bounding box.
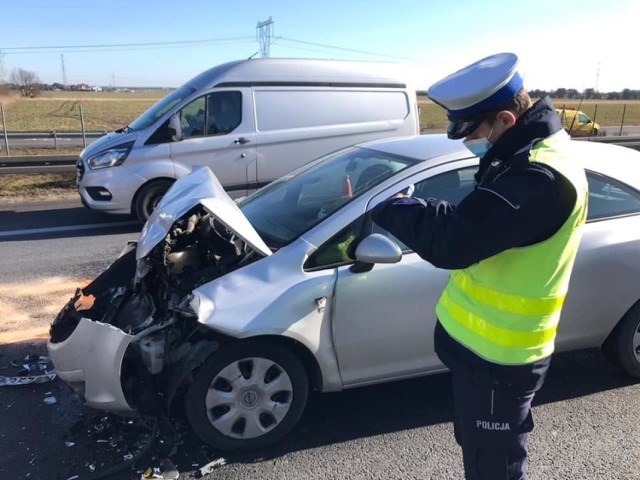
[555,108,600,136]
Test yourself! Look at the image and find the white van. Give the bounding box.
[77,58,420,220]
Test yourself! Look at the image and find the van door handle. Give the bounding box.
[234,137,250,145]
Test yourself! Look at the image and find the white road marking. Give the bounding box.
[0,221,139,238]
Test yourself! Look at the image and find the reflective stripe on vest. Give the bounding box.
[435,131,588,365]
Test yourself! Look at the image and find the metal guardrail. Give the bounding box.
[0,136,639,175]
[0,130,107,153]
[0,155,77,174]
[3,130,107,139]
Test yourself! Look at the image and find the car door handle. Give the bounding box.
[234,137,250,145]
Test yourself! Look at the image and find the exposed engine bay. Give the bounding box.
[49,205,264,415]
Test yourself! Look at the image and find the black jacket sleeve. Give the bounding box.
[370,167,576,270]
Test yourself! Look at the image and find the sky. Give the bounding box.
[0,0,638,92]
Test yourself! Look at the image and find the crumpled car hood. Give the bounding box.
[136,166,272,259]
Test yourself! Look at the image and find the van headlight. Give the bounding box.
[87,142,133,170]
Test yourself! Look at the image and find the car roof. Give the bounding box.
[360,135,640,190]
[182,58,415,91]
[359,134,469,162]
[574,140,640,189]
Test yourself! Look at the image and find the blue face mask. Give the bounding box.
[462,120,496,158]
[463,137,492,158]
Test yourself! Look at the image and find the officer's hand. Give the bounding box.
[426,198,454,216]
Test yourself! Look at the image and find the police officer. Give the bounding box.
[371,53,587,479]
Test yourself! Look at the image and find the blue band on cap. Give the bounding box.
[447,72,523,119]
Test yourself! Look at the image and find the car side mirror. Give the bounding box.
[167,114,183,142]
[351,234,402,273]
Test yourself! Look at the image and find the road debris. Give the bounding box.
[1,354,57,386]
[43,392,58,405]
[197,457,227,477]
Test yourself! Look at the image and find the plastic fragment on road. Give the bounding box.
[140,459,179,479]
[1,353,57,386]
[44,393,58,405]
[66,476,79,480]
[159,459,179,479]
[198,458,227,476]
[0,372,57,386]
[65,441,75,447]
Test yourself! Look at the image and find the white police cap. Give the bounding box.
[428,52,523,139]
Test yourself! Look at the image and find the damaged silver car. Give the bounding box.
[48,135,640,451]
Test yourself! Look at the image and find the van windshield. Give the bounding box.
[128,87,196,131]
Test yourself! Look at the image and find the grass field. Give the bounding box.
[0,172,76,199]
[0,90,168,131]
[418,97,640,131]
[1,94,639,198]
[1,91,639,133]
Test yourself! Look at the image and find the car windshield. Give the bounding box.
[239,146,420,248]
[128,86,196,131]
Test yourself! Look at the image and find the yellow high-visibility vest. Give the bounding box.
[435,131,588,365]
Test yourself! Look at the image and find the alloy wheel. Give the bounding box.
[204,357,294,439]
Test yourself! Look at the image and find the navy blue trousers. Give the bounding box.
[434,321,551,480]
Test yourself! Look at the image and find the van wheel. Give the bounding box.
[185,340,309,451]
[134,180,173,222]
[591,128,599,136]
[602,301,640,379]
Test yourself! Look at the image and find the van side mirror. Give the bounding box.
[167,114,183,142]
[350,234,402,273]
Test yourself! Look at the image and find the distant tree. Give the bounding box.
[565,89,580,99]
[621,88,633,100]
[583,88,595,99]
[10,68,41,97]
[553,88,567,98]
[528,88,549,98]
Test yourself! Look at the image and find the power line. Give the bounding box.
[278,37,419,62]
[0,36,254,52]
[1,40,256,55]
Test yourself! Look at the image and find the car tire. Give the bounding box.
[134,179,173,223]
[592,128,599,136]
[185,340,309,451]
[602,301,640,379]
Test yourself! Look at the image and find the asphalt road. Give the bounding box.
[0,199,639,480]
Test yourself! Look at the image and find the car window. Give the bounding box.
[180,96,207,139]
[586,171,640,220]
[578,113,590,123]
[179,91,242,139]
[207,91,242,135]
[304,217,364,270]
[372,167,477,250]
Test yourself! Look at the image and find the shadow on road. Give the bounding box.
[191,348,638,468]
